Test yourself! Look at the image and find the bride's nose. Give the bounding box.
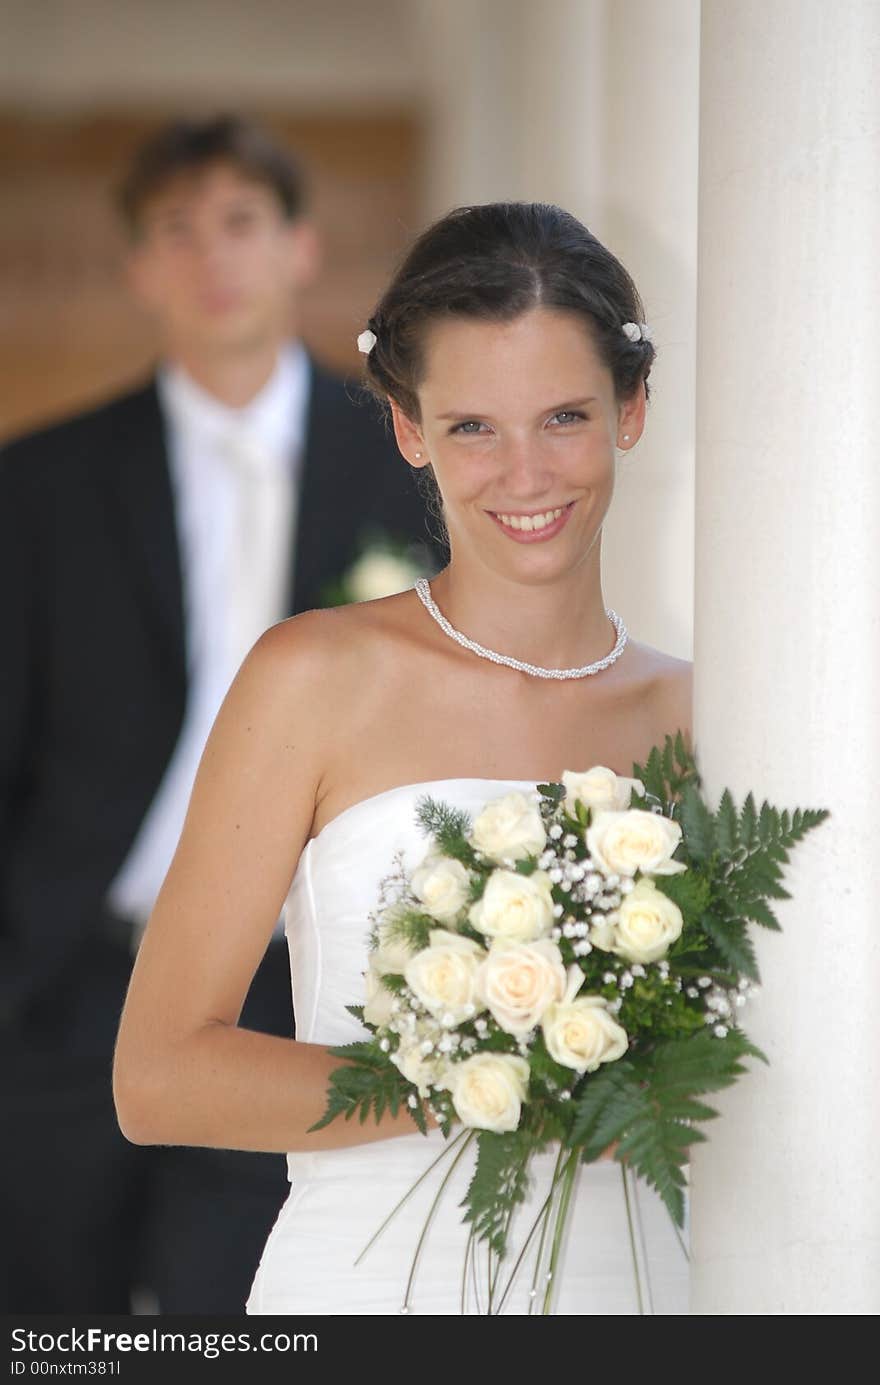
[497,436,555,499]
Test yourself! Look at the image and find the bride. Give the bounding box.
[113,201,692,1315]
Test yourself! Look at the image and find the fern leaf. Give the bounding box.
[739,793,758,849]
[307,1041,415,1134]
[571,1031,760,1227]
[460,1129,534,1257]
[679,782,715,862]
[700,908,759,979]
[653,870,712,926]
[715,788,739,857]
[743,898,782,931]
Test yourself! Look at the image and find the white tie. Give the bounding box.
[221,429,295,671]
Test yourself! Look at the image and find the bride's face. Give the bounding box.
[391,306,645,584]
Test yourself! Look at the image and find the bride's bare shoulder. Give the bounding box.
[255,591,417,686]
[624,638,693,747]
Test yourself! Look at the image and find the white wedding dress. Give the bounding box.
[245,779,690,1316]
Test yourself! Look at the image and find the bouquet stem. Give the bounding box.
[402,1131,476,1312]
[621,1162,646,1315]
[354,1127,471,1268]
[542,1150,580,1315]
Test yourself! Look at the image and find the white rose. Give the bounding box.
[471,791,546,863]
[586,808,686,877]
[588,913,618,952]
[612,877,684,964]
[362,962,397,1027]
[392,1034,448,1098]
[443,1053,531,1132]
[411,853,471,924]
[372,905,418,975]
[347,551,420,602]
[561,766,645,816]
[542,996,629,1072]
[468,869,555,942]
[476,938,567,1036]
[404,930,485,1025]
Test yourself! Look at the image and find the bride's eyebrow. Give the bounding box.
[435,396,599,421]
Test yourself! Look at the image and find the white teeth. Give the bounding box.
[496,506,565,532]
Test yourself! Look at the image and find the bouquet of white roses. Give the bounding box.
[312,733,828,1311]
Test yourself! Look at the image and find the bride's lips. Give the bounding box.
[486,501,576,543]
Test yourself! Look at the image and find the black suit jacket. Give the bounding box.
[0,357,440,1053]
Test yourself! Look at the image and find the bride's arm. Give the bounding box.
[113,611,428,1154]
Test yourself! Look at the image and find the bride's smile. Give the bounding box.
[486,499,576,540]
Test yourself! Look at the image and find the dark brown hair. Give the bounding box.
[117,114,308,237]
[362,201,655,423]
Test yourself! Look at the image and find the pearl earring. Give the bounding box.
[623,434,630,442]
[415,451,423,459]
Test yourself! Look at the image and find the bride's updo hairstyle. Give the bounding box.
[362,201,655,425]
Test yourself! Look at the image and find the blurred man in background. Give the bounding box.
[0,115,438,1313]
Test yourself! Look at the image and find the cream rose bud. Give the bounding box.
[476,938,567,1036]
[411,854,471,924]
[362,961,397,1027]
[443,1053,531,1133]
[404,930,485,1025]
[562,766,645,816]
[588,914,618,952]
[586,808,687,878]
[468,869,555,942]
[392,1035,448,1098]
[613,877,684,963]
[470,791,546,863]
[542,996,629,1073]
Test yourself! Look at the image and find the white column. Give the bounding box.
[691,0,880,1314]
[592,0,699,661]
[416,0,700,658]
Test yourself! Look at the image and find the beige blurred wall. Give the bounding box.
[0,0,419,108]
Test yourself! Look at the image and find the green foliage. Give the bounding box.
[569,1029,763,1227]
[415,795,478,866]
[307,1040,426,1135]
[528,1029,577,1097]
[513,857,540,876]
[679,783,716,863]
[460,1129,535,1257]
[537,782,565,806]
[631,730,701,808]
[615,975,709,1041]
[699,908,759,980]
[376,903,436,954]
[652,869,712,928]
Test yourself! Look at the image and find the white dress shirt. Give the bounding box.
[106,343,310,934]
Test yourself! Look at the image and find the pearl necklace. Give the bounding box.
[413,577,628,680]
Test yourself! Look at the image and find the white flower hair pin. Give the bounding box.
[621,321,653,343]
[357,329,377,354]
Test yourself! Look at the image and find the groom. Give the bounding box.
[0,115,439,1313]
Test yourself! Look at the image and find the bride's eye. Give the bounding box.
[450,420,489,435]
[550,411,587,426]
